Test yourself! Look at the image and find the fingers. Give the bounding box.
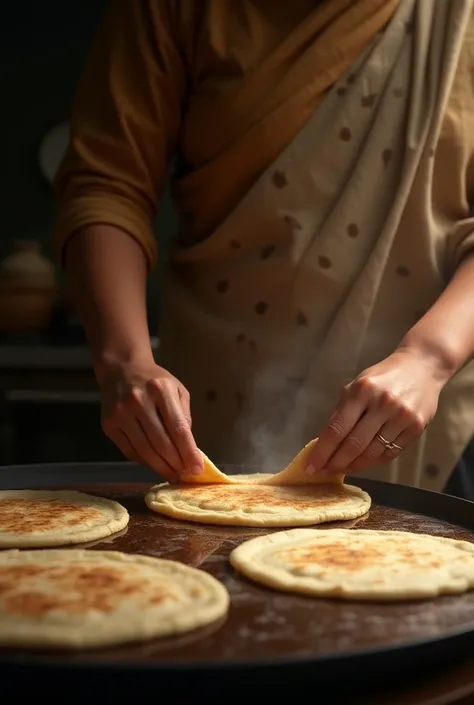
[346,416,410,474]
[178,384,193,428]
[102,381,200,481]
[325,407,393,471]
[379,416,426,464]
[114,413,180,483]
[113,429,141,464]
[105,423,179,483]
[100,364,202,481]
[346,408,426,474]
[150,379,203,476]
[305,384,368,475]
[308,373,430,477]
[134,396,184,475]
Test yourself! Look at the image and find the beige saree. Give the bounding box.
[158,0,474,492]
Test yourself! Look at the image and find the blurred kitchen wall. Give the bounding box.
[1,1,106,259]
[0,1,177,466]
[0,0,177,324]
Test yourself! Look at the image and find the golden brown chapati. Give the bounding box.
[179,441,344,486]
[0,490,129,547]
[145,481,370,527]
[230,528,474,601]
[0,549,229,649]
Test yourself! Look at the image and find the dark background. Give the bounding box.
[0,1,176,466]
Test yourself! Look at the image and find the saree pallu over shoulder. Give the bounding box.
[159,0,474,491]
[175,0,401,243]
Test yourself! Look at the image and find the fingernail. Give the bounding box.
[305,464,316,476]
[192,464,203,475]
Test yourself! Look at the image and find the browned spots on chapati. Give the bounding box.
[0,563,176,617]
[149,590,176,605]
[175,484,349,511]
[272,170,288,188]
[396,265,410,277]
[0,565,44,592]
[255,301,268,315]
[230,240,241,250]
[189,587,203,598]
[216,280,229,294]
[277,543,385,571]
[0,498,102,534]
[236,333,246,343]
[276,538,445,572]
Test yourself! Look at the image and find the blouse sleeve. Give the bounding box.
[52,0,187,271]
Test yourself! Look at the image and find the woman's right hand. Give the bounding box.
[98,360,203,483]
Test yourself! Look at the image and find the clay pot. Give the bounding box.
[0,240,57,333]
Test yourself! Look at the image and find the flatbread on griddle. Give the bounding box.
[179,441,344,486]
[0,549,229,649]
[145,481,370,527]
[230,528,474,601]
[0,490,129,548]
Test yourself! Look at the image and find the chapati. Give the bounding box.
[230,528,474,601]
[179,440,344,486]
[0,490,129,548]
[145,482,370,527]
[0,549,229,649]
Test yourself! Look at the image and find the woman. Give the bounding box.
[54,0,474,493]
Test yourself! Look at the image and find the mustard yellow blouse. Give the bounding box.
[53,0,398,269]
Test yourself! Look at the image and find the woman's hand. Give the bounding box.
[98,360,203,482]
[305,348,446,477]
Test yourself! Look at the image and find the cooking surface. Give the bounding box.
[3,480,474,666]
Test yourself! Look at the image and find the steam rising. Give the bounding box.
[234,361,326,474]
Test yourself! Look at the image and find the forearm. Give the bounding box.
[399,253,474,383]
[65,224,154,381]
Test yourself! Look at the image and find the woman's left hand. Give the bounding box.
[305,348,445,476]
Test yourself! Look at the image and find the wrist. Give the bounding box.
[93,344,155,383]
[397,331,459,385]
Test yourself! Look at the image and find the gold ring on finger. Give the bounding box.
[375,433,404,453]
